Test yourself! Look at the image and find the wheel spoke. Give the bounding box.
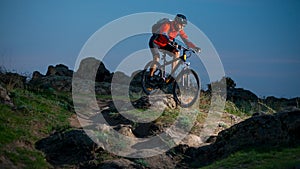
[173,69,200,107]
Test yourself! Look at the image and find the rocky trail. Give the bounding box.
[36,94,300,168]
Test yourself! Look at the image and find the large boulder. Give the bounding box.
[184,110,300,167]
[29,64,73,92]
[35,130,97,166]
[74,57,112,82]
[46,64,73,77]
[0,72,26,89]
[0,84,13,106]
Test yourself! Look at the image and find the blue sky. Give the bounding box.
[0,0,300,98]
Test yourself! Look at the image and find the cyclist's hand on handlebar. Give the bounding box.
[193,47,201,53]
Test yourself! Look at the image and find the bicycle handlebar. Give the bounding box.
[180,45,196,54]
[168,42,197,54]
[165,43,199,62]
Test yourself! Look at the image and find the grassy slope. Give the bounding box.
[201,146,300,169]
[0,89,299,168]
[0,89,73,169]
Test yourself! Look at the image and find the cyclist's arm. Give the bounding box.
[179,30,196,48]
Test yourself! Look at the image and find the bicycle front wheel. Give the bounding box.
[173,69,200,108]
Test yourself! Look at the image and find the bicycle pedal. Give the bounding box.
[165,77,175,83]
[146,87,153,91]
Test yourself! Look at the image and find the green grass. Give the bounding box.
[155,108,179,125]
[201,146,300,169]
[0,105,23,146]
[134,159,149,167]
[4,147,50,169]
[0,89,73,168]
[225,101,248,117]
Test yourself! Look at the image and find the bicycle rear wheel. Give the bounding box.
[173,69,200,108]
[141,61,162,95]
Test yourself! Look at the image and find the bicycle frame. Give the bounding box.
[158,50,190,81]
[142,45,200,107]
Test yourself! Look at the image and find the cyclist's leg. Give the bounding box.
[162,43,179,71]
[172,51,180,71]
[149,35,160,77]
[150,54,160,77]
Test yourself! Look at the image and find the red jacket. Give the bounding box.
[154,21,196,48]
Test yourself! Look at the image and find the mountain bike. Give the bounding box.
[141,44,200,108]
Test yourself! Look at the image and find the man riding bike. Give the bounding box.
[148,14,201,80]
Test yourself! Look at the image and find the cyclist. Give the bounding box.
[148,14,201,80]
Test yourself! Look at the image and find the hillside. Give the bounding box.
[0,58,300,168]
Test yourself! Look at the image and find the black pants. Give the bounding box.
[149,34,178,58]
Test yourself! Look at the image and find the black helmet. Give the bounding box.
[175,14,187,25]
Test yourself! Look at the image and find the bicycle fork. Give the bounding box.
[182,61,191,87]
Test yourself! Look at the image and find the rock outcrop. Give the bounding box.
[29,64,74,92]
[75,57,112,82]
[183,110,300,168]
[0,84,13,106]
[28,58,127,94]
[35,130,97,166]
[0,72,26,89]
